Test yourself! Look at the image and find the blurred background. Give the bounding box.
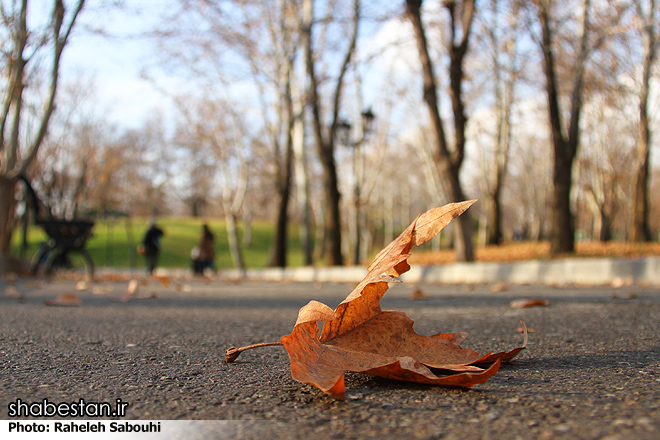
[1,0,659,271]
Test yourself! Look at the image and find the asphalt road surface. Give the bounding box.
[1,274,659,439]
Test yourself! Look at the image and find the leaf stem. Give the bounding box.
[225,342,283,363]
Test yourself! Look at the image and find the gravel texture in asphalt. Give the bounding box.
[1,274,659,439]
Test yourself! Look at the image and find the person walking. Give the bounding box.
[141,220,164,275]
[192,224,215,275]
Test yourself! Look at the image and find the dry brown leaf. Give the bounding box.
[612,293,638,300]
[109,294,132,303]
[95,273,130,282]
[276,201,527,399]
[226,201,528,399]
[152,275,171,287]
[4,286,24,300]
[108,279,141,302]
[409,288,427,300]
[611,277,633,288]
[45,293,81,307]
[490,282,508,292]
[92,285,113,295]
[127,279,140,296]
[510,299,550,309]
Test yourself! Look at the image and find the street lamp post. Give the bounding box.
[337,108,375,266]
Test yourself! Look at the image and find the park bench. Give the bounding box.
[19,174,95,280]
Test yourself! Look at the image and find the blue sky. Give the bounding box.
[62,0,177,129]
[59,0,412,132]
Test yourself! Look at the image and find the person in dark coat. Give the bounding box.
[141,220,164,274]
[192,224,215,275]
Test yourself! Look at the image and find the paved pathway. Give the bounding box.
[1,273,659,439]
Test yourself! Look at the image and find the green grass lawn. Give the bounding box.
[11,217,306,270]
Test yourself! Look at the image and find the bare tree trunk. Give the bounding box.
[293,0,314,266]
[71,154,89,218]
[538,0,592,255]
[485,0,519,245]
[549,143,576,254]
[313,198,326,261]
[0,177,18,254]
[541,5,574,254]
[317,138,344,266]
[632,0,656,242]
[292,90,313,265]
[405,0,475,262]
[223,200,245,271]
[586,190,612,242]
[0,0,29,255]
[306,0,361,266]
[0,0,85,263]
[217,105,249,271]
[384,179,394,246]
[268,69,294,268]
[243,207,252,247]
[598,212,612,242]
[485,195,500,244]
[268,144,292,267]
[268,0,295,268]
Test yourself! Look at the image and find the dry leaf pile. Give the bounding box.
[226,201,527,400]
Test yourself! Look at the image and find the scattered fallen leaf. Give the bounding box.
[611,277,633,288]
[152,275,171,287]
[175,284,192,293]
[45,293,81,307]
[92,285,113,295]
[490,282,508,292]
[227,201,528,400]
[127,279,140,296]
[510,299,549,309]
[109,279,141,302]
[75,281,89,291]
[95,273,131,282]
[612,293,638,300]
[4,286,24,300]
[109,294,131,303]
[409,288,427,300]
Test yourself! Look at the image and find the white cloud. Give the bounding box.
[359,16,418,81]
